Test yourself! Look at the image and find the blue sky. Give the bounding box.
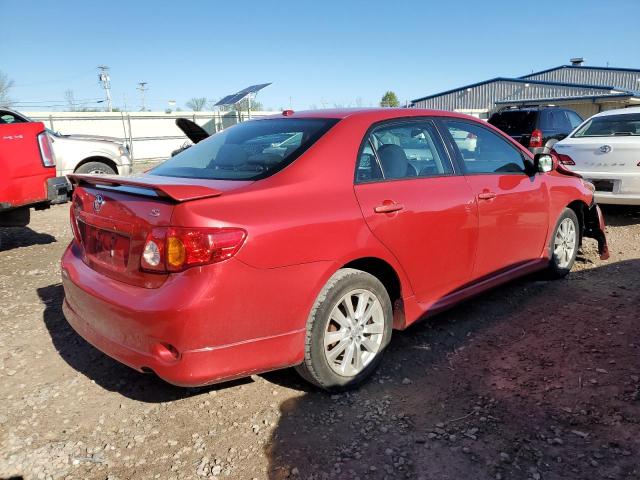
[1,0,639,111]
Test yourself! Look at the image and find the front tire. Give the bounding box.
[546,208,580,278]
[296,268,393,391]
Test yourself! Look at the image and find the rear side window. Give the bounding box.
[573,113,640,137]
[488,110,537,135]
[443,120,527,174]
[566,111,583,129]
[356,120,453,182]
[546,110,572,132]
[151,118,338,180]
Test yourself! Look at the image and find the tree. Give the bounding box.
[186,97,207,111]
[0,71,14,107]
[65,89,77,111]
[380,91,400,108]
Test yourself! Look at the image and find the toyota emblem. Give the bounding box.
[93,194,105,213]
[599,145,612,153]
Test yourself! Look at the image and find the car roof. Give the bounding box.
[268,108,480,122]
[591,106,640,118]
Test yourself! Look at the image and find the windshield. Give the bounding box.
[573,113,640,137]
[151,118,338,180]
[488,110,537,135]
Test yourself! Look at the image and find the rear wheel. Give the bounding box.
[546,208,580,278]
[75,161,116,175]
[296,268,393,391]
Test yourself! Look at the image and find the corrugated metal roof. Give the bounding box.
[411,79,618,110]
[521,66,640,93]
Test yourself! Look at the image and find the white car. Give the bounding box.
[0,108,132,177]
[552,107,640,205]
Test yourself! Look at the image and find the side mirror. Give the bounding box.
[534,153,554,173]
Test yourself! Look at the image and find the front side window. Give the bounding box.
[355,120,453,182]
[443,120,527,174]
[573,113,640,137]
[151,118,338,180]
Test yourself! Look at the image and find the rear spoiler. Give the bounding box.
[68,174,223,202]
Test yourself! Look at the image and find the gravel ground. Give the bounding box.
[0,202,639,480]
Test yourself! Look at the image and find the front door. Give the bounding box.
[353,119,478,305]
[439,119,549,280]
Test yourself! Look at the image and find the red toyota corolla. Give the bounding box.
[61,109,609,390]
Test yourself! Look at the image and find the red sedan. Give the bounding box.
[61,109,608,390]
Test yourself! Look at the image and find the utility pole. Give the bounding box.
[137,82,148,111]
[97,65,113,112]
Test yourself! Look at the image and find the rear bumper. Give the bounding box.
[62,294,304,386]
[46,176,70,205]
[60,243,329,386]
[573,170,640,205]
[593,193,640,206]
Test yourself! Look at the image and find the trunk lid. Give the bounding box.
[68,174,252,287]
[553,137,640,174]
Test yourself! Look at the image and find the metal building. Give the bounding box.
[411,59,640,119]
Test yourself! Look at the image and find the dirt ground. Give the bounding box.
[0,202,639,480]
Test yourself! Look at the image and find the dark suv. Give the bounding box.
[488,107,583,154]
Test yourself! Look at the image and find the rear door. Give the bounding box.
[438,118,549,280]
[0,122,53,208]
[353,118,478,305]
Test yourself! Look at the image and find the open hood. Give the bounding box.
[175,118,210,144]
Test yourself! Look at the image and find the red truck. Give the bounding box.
[0,119,69,231]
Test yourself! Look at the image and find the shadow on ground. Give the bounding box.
[0,227,56,251]
[265,260,640,479]
[37,284,250,403]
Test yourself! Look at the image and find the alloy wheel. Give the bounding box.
[323,289,385,377]
[554,217,577,268]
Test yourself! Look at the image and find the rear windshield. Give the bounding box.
[151,118,339,180]
[488,111,537,135]
[573,113,640,137]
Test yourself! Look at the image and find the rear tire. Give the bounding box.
[75,161,116,175]
[295,268,393,391]
[546,208,580,278]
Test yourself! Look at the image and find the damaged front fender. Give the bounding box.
[584,204,610,260]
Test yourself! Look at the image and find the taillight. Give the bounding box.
[550,148,575,165]
[141,227,246,273]
[529,129,543,148]
[69,198,82,244]
[37,132,56,167]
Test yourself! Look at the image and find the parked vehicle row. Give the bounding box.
[1,109,132,178]
[489,105,640,205]
[552,107,640,205]
[60,108,608,391]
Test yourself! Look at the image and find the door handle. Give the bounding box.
[374,202,404,214]
[478,192,497,200]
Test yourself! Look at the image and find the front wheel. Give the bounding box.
[295,268,393,391]
[546,208,580,278]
